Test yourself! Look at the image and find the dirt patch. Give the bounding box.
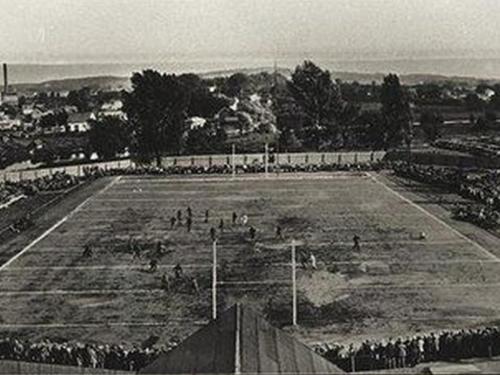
[298,270,349,307]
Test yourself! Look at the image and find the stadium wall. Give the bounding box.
[0,151,385,182]
[0,360,132,375]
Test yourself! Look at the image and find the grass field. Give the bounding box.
[1,172,500,348]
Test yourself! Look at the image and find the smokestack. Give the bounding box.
[3,63,7,95]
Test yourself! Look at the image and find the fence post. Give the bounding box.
[19,171,22,181]
[226,156,230,165]
[370,151,374,162]
[173,158,177,166]
[351,355,356,373]
[354,153,358,164]
[191,157,195,166]
[208,156,212,167]
[338,154,342,164]
[321,154,325,164]
[288,155,291,164]
[305,154,309,164]
[243,155,248,165]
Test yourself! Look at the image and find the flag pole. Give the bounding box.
[291,239,297,326]
[212,240,217,320]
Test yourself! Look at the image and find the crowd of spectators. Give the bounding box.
[393,163,500,229]
[453,204,500,229]
[0,183,25,208]
[0,337,176,371]
[315,327,500,372]
[434,138,500,159]
[9,172,80,195]
[82,161,384,178]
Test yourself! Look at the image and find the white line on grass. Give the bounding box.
[5,257,500,272]
[118,174,371,183]
[0,281,499,296]
[368,173,500,262]
[26,239,469,253]
[0,176,122,272]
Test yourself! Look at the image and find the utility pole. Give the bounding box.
[212,240,217,320]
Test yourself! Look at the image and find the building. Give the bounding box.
[98,99,126,119]
[140,304,344,374]
[67,112,95,132]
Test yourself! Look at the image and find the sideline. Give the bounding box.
[368,172,500,261]
[0,176,122,271]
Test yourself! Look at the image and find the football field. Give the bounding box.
[1,172,500,347]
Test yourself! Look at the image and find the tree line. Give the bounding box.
[88,61,416,165]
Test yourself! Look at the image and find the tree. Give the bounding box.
[222,73,250,97]
[357,110,386,149]
[88,116,130,159]
[122,70,190,166]
[287,61,342,149]
[184,121,227,155]
[337,103,360,148]
[420,110,443,142]
[178,74,230,117]
[380,74,412,148]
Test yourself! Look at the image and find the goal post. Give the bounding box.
[212,240,217,320]
[291,239,298,326]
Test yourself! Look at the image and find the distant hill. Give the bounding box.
[10,67,500,95]
[12,76,131,94]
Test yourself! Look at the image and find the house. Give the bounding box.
[98,100,125,119]
[186,116,207,130]
[67,112,95,132]
[215,107,241,136]
[1,92,18,106]
[0,117,21,131]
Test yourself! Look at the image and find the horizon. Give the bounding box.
[3,0,500,64]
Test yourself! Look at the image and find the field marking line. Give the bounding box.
[26,239,469,253]
[6,257,500,272]
[367,172,500,262]
[118,174,371,183]
[0,176,122,272]
[0,282,499,296]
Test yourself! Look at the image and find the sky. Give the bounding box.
[2,0,500,63]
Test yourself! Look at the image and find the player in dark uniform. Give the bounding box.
[170,216,176,229]
[187,206,192,218]
[174,263,184,279]
[186,216,192,233]
[176,210,182,224]
[353,235,361,251]
[161,274,170,291]
[249,226,256,240]
[210,227,217,242]
[155,241,164,257]
[83,244,93,258]
[204,209,209,223]
[276,225,283,239]
[232,212,238,224]
[132,241,142,259]
[219,218,224,233]
[149,258,158,272]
